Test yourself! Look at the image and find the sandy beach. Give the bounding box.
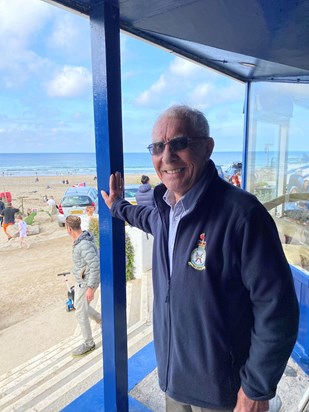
[0,172,159,374]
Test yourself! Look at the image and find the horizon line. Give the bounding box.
[3,150,306,155]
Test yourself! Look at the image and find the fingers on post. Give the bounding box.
[101,190,107,201]
[101,172,123,209]
[114,172,124,195]
[115,172,122,188]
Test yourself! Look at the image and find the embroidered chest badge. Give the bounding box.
[188,233,207,271]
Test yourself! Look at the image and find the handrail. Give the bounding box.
[263,193,309,211]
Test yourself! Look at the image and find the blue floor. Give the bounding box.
[62,341,156,411]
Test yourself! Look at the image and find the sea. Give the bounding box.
[0,151,308,177]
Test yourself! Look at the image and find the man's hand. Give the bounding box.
[86,287,95,302]
[101,172,124,209]
[234,388,269,412]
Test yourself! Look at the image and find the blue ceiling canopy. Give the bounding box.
[44,0,309,82]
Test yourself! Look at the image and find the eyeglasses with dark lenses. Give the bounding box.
[147,136,206,156]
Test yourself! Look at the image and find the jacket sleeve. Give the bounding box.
[111,198,157,235]
[78,241,100,288]
[237,204,299,400]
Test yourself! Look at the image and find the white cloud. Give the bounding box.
[46,65,92,97]
[47,13,79,50]
[0,0,91,92]
[0,0,54,88]
[0,45,52,89]
[46,11,91,60]
[169,57,217,79]
[0,0,51,39]
[135,55,244,111]
[135,74,168,105]
[189,83,213,102]
[189,82,243,110]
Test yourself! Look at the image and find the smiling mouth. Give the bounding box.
[162,168,184,174]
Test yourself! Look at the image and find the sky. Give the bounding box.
[0,0,307,154]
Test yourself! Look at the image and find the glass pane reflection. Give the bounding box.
[247,83,309,273]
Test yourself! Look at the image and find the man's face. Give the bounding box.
[151,115,214,200]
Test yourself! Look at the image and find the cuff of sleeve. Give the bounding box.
[241,381,275,401]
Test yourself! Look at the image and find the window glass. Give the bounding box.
[61,196,92,207]
[246,83,309,273]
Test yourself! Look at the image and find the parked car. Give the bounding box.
[124,184,140,204]
[57,186,99,227]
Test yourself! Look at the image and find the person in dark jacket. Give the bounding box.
[1,202,19,240]
[0,197,4,227]
[102,105,299,412]
[136,175,155,207]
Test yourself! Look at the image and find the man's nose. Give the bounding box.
[162,142,177,163]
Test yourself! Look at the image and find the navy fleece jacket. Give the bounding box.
[111,160,299,409]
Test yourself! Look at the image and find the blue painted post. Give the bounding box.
[242,81,250,191]
[89,3,128,411]
[291,266,309,374]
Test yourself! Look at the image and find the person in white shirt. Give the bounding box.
[80,205,98,232]
[46,196,57,215]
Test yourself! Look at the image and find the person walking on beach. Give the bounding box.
[0,197,4,227]
[1,202,19,240]
[102,105,299,411]
[80,205,99,232]
[136,175,155,207]
[46,195,56,206]
[46,195,57,215]
[15,214,29,249]
[65,215,101,357]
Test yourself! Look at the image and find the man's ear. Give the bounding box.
[205,137,215,159]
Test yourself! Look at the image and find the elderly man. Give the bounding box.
[102,105,299,412]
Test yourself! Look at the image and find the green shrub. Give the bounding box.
[89,217,99,247]
[125,232,135,281]
[88,218,135,281]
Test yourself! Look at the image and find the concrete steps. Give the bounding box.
[0,272,153,411]
[0,322,153,412]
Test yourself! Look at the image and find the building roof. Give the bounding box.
[43,0,309,83]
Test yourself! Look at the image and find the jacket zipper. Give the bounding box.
[156,169,216,393]
[163,210,188,392]
[164,278,171,391]
[163,216,184,391]
[162,208,193,391]
[165,278,171,303]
